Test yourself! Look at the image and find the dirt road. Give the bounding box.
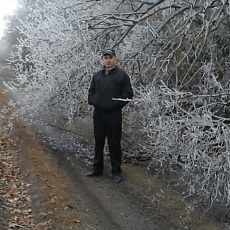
[0,65,229,229]
[9,123,230,230]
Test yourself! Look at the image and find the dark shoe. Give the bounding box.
[113,174,122,183]
[85,171,103,177]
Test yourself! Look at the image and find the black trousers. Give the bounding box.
[93,108,122,174]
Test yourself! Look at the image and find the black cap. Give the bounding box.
[102,48,116,56]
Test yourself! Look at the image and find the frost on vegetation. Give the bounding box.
[8,0,230,208]
[0,100,19,132]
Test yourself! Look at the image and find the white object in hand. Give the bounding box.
[112,98,132,102]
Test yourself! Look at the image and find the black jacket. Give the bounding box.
[88,66,133,112]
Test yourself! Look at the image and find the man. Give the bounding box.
[86,48,133,183]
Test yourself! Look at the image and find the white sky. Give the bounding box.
[0,0,19,38]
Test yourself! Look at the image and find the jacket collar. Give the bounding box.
[103,65,117,75]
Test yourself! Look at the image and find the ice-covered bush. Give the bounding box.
[8,0,230,207]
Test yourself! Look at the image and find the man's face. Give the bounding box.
[102,55,117,68]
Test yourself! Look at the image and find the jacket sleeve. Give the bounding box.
[88,76,95,105]
[115,73,133,108]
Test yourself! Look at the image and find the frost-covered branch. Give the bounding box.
[7,0,230,208]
